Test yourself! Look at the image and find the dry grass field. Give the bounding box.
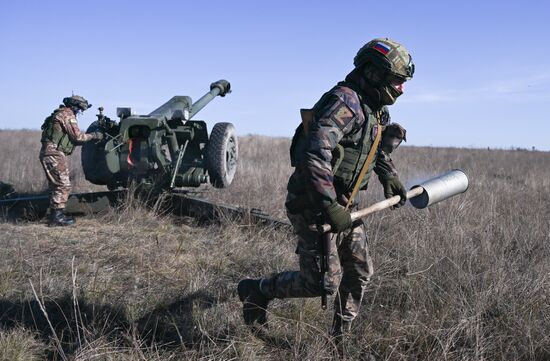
[0,129,549,360]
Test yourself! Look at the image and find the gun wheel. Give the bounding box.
[207,122,238,188]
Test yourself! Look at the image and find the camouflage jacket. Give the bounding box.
[286,82,402,213]
[40,106,94,155]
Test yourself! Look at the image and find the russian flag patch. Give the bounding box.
[373,42,391,55]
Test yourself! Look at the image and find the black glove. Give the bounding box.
[380,177,407,208]
[324,201,352,233]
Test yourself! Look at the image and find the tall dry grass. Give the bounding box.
[0,130,549,360]
[0,130,104,194]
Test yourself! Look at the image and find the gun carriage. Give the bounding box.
[81,80,237,191]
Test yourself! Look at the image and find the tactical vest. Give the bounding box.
[332,104,379,193]
[289,85,380,195]
[41,113,76,155]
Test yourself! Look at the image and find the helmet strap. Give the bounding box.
[359,64,406,106]
[378,81,403,106]
[345,67,385,110]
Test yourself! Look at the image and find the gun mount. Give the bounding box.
[81,80,237,190]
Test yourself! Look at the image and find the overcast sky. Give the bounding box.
[1,0,549,150]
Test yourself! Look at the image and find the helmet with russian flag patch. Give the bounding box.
[354,38,414,80]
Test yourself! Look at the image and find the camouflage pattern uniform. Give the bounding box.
[238,38,413,338]
[39,106,95,210]
[260,82,404,331]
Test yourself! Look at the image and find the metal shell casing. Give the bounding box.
[409,169,469,209]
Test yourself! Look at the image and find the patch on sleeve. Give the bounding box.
[55,108,75,123]
[330,103,355,129]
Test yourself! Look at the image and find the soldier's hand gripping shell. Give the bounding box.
[381,177,407,208]
[324,201,352,232]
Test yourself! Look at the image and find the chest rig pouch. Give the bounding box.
[290,89,379,193]
[332,104,378,193]
[41,114,76,155]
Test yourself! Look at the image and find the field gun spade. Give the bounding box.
[81,80,237,191]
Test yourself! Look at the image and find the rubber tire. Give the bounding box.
[207,122,238,188]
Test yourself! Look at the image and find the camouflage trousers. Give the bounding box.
[261,209,374,325]
[39,145,71,210]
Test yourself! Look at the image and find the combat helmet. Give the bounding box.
[63,95,92,112]
[353,38,414,105]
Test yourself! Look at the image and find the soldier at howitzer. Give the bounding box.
[238,38,414,341]
[39,95,103,227]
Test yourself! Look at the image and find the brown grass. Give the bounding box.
[0,130,549,360]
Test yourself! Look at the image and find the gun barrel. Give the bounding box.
[190,80,231,118]
[149,96,193,119]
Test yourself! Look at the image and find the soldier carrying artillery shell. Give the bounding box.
[238,38,415,341]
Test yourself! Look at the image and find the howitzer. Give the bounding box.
[317,169,469,307]
[81,80,237,191]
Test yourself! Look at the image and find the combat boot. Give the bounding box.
[64,213,76,223]
[49,208,75,227]
[61,210,76,225]
[237,278,271,326]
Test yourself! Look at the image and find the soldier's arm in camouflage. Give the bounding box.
[374,150,399,180]
[56,112,95,143]
[303,95,358,208]
[374,122,407,181]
